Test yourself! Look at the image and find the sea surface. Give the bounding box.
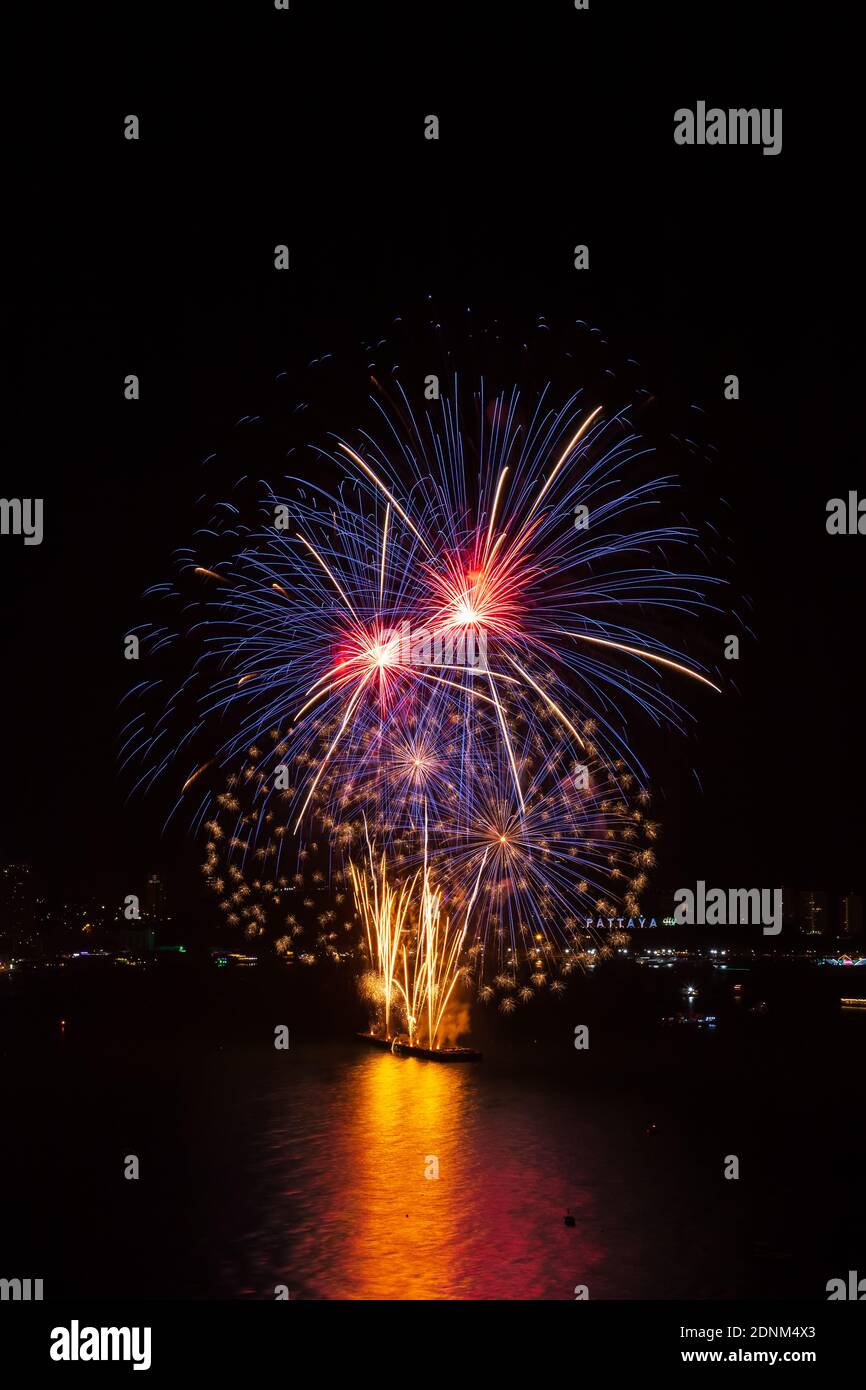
[1,958,863,1300]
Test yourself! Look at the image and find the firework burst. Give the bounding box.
[126,347,728,1012]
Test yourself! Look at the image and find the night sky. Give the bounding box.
[3,6,862,911]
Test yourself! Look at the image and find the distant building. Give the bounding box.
[115,920,156,953]
[0,863,35,948]
[799,890,828,936]
[839,893,864,939]
[0,862,32,919]
[121,871,169,953]
[145,872,167,920]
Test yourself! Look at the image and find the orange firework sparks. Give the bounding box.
[350,815,485,1047]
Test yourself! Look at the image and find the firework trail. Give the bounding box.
[349,814,486,1046]
[126,362,727,999]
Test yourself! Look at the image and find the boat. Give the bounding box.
[355,1030,482,1062]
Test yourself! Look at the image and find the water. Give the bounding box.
[223,1041,659,1300]
[2,960,864,1300]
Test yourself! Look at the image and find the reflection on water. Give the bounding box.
[7,970,865,1299]
[232,1044,617,1300]
[347,1050,467,1298]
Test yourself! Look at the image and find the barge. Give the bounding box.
[356,1030,482,1062]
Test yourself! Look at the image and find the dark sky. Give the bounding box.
[3,6,863,908]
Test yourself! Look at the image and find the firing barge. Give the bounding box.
[356,1030,482,1063]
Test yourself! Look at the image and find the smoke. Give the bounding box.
[436,992,472,1046]
[356,970,473,1046]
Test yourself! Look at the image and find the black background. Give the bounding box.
[3,3,862,914]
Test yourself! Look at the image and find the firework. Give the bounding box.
[127,359,726,1008]
[349,817,485,1046]
[128,382,721,823]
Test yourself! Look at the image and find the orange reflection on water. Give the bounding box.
[338,1052,469,1299]
[250,1043,610,1299]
